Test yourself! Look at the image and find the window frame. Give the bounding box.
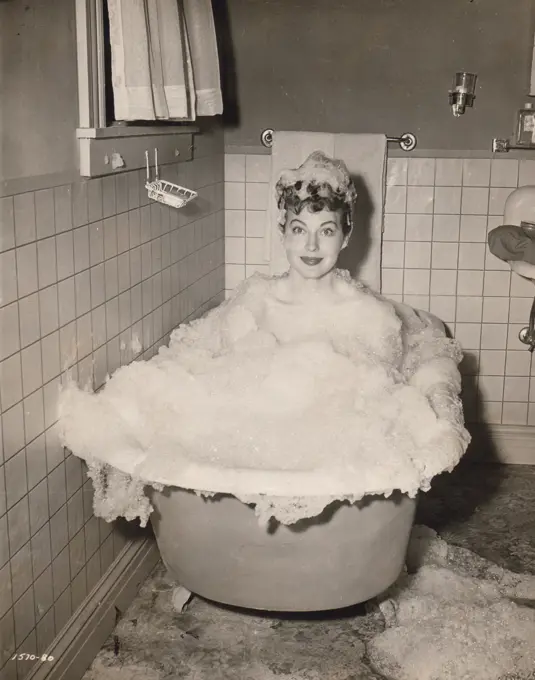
[75,0,196,177]
[76,0,106,130]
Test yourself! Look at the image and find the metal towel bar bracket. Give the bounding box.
[260,129,417,152]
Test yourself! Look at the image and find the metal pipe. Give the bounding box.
[519,295,535,352]
[492,138,535,153]
[260,129,417,152]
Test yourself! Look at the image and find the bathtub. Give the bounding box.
[148,304,443,612]
[149,488,417,612]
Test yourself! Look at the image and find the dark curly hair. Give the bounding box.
[276,181,353,235]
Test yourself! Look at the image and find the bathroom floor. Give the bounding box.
[82,462,535,680]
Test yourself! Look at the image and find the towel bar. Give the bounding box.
[260,129,417,152]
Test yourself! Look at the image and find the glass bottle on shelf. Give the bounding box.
[515,102,535,147]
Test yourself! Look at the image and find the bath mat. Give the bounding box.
[367,525,535,680]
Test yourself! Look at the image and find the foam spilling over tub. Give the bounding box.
[58,271,470,526]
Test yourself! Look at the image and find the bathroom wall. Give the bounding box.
[218,0,535,150]
[224,152,535,428]
[0,135,225,679]
[1,0,79,183]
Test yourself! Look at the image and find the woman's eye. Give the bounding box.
[292,226,304,234]
[322,228,334,236]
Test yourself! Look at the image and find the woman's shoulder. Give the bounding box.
[231,272,273,296]
[332,270,402,332]
[222,272,280,319]
[225,272,275,309]
[333,270,396,307]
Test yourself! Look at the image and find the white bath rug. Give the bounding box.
[367,525,535,680]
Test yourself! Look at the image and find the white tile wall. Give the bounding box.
[0,132,225,678]
[224,153,535,427]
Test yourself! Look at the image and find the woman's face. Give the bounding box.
[281,206,349,279]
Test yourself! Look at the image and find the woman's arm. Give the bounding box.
[389,301,466,427]
[390,301,462,388]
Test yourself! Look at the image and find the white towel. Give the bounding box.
[263,131,387,293]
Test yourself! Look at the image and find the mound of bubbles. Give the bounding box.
[59,271,470,526]
[368,526,535,680]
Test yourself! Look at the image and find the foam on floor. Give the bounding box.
[58,270,470,525]
[368,526,535,680]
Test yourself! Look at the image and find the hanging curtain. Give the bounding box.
[107,0,223,121]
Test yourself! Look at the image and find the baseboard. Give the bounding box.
[467,423,535,465]
[25,536,160,680]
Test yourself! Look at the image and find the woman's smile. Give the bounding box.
[300,256,324,266]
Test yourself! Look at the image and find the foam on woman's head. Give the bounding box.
[275,151,357,233]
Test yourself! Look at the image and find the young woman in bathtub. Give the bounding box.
[59,150,469,526]
[285,153,460,407]
[184,150,466,427]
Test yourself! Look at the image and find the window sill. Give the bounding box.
[77,126,198,178]
[76,124,198,139]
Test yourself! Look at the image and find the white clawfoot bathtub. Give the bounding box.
[148,305,445,612]
[149,489,417,612]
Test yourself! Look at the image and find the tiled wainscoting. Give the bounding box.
[0,131,224,679]
[224,152,535,428]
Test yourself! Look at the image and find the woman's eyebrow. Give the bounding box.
[289,219,338,227]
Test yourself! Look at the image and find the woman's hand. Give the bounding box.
[409,357,462,396]
[425,384,464,426]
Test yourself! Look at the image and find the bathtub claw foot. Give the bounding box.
[172,586,193,612]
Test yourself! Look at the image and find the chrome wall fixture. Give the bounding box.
[492,138,535,153]
[260,129,418,152]
[448,72,477,117]
[493,102,535,153]
[518,298,535,351]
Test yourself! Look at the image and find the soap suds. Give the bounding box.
[58,270,470,525]
[131,335,142,355]
[368,526,535,680]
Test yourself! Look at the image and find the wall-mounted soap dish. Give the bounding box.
[145,149,197,209]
